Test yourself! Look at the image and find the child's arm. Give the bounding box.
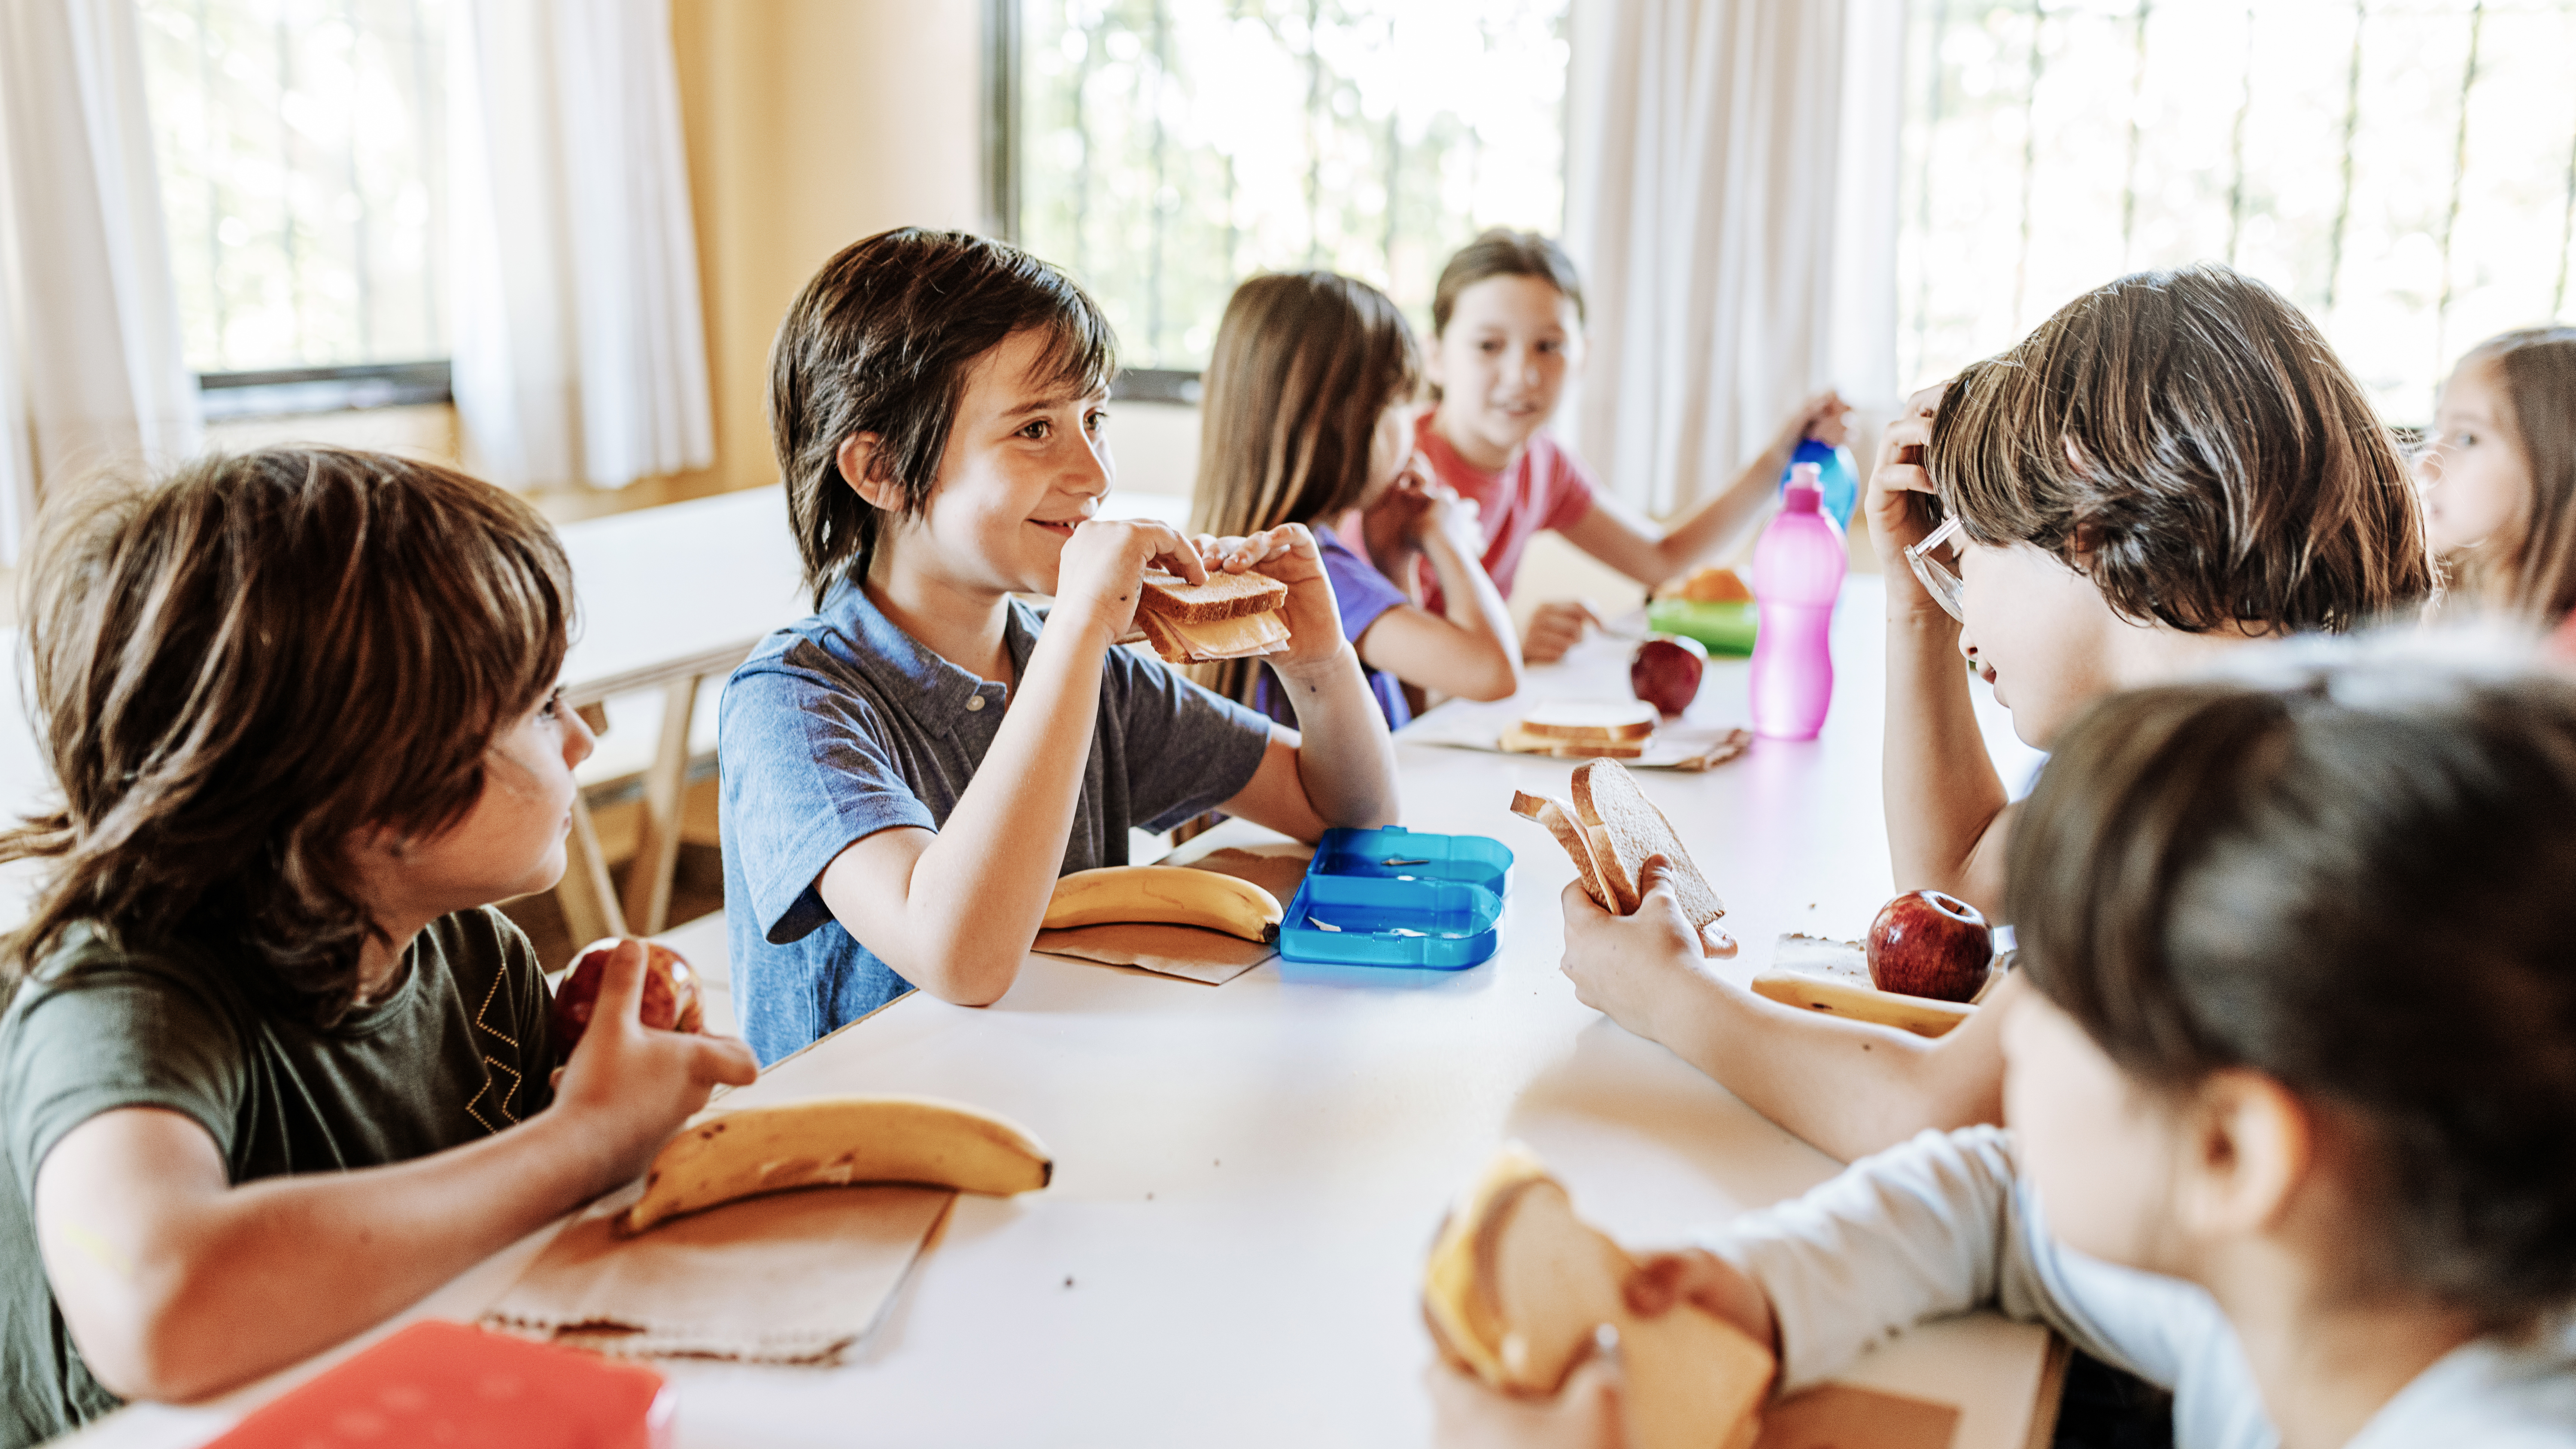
[1355,470,1523,702]
[1869,387,2012,913]
[1210,523,1404,839]
[1552,392,1850,588]
[812,520,1211,1007]
[1558,861,2006,1162]
[34,946,754,1403]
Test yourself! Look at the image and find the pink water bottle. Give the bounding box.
[1749,465,1847,739]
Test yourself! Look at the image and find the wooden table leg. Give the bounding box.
[619,674,699,937]
[559,791,629,945]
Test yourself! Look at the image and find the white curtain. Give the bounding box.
[1562,0,1906,517]
[450,0,714,491]
[0,0,200,563]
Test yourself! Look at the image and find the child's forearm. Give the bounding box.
[1423,530,1523,683]
[1270,643,1401,829]
[1649,437,1798,571]
[1883,609,2011,913]
[38,1106,626,1404]
[1634,967,2008,1163]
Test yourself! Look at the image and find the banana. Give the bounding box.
[1041,865,1283,941]
[618,1095,1053,1236]
[1749,970,1974,1039]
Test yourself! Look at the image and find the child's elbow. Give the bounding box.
[914,948,1021,1008]
[1456,655,1522,702]
[79,1289,244,1405]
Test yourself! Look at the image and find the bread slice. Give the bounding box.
[1519,701,1659,743]
[1425,1146,1774,1449]
[1571,760,1725,930]
[1510,790,1613,911]
[1138,570,1286,623]
[1499,725,1651,759]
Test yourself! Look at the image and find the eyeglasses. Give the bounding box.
[1904,514,1967,622]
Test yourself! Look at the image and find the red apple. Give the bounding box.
[551,938,705,1064]
[1865,890,1994,1002]
[1629,634,1708,716]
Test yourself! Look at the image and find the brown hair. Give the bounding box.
[2008,632,2576,1331]
[1430,228,1586,337]
[1925,264,2433,633]
[0,447,573,1027]
[2449,327,2576,622]
[1188,273,1421,706]
[770,228,1117,608]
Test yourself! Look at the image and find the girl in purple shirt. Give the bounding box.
[1188,272,1523,728]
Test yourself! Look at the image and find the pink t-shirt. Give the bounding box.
[1405,411,1601,611]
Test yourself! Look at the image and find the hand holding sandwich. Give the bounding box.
[1197,521,1351,679]
[1559,856,1731,1046]
[1053,516,1210,643]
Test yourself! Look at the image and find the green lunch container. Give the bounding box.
[1645,598,1759,656]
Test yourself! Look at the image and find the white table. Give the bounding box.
[64,575,2061,1449]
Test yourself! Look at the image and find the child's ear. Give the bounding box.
[2171,1067,2312,1242]
[836,433,901,511]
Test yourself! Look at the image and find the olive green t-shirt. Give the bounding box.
[0,908,556,1448]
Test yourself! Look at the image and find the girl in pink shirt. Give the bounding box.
[1364,230,1850,662]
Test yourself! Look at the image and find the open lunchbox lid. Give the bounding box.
[1279,826,1512,969]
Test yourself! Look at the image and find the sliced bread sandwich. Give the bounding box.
[1134,570,1291,664]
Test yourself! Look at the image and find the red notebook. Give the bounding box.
[204,1319,672,1448]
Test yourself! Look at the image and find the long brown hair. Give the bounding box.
[1926,264,2433,633]
[1188,271,1421,705]
[2009,632,2576,1332]
[1,448,573,1027]
[2448,327,2576,622]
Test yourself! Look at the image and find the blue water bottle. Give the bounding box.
[1778,437,1859,531]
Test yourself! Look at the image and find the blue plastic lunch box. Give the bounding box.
[1277,826,1513,969]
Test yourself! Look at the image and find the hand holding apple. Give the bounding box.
[551,938,705,1066]
[1865,890,1994,1002]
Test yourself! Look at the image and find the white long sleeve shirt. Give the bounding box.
[1697,1127,2576,1448]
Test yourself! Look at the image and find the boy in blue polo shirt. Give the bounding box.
[721,229,1402,1062]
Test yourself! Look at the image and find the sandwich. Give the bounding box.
[1498,700,1658,759]
[1133,570,1291,664]
[1423,1144,1774,1449]
[1511,758,1734,955]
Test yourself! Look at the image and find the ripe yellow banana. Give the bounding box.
[618,1095,1053,1236]
[1041,864,1283,941]
[1748,970,1974,1038]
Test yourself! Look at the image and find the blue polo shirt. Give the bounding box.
[718,584,1276,1062]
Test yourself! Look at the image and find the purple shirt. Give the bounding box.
[1257,529,1411,730]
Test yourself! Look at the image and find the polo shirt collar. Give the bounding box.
[817,581,1039,712]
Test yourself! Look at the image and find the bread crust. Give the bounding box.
[1510,790,1613,911]
[1568,760,1727,931]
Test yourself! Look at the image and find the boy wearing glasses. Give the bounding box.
[1555,264,2433,1164]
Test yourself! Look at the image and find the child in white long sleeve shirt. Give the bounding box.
[1434,632,2576,1449]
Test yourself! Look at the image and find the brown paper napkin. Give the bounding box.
[1753,1383,1960,1448]
[480,1184,953,1364]
[1034,844,1312,985]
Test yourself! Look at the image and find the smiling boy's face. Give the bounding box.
[883,328,1114,598]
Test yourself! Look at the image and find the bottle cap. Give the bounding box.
[1783,482,1822,514]
[1791,461,1823,486]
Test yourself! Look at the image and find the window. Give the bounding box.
[1007,0,1571,379]
[1897,0,2576,424]
[137,0,452,416]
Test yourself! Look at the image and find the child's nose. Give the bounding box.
[1066,434,1113,495]
[563,704,598,768]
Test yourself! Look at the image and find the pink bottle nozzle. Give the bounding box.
[1783,482,1822,514]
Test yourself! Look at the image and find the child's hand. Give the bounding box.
[1056,518,1209,638]
[1771,389,1853,456]
[1200,523,1348,678]
[1395,457,1484,554]
[1424,1350,1627,1449]
[1623,1248,1779,1357]
[1868,381,1950,617]
[550,941,759,1192]
[1558,858,1719,1045]
[1522,600,1601,665]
